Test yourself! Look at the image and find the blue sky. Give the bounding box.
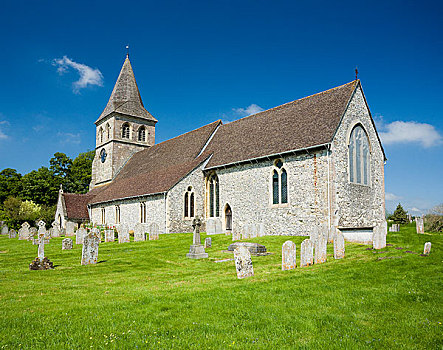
[0,0,441,214]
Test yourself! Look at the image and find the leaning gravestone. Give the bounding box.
[282,240,297,271]
[372,222,387,250]
[117,224,130,243]
[65,221,76,237]
[416,217,424,234]
[300,239,314,267]
[234,245,254,279]
[204,237,212,248]
[104,228,115,242]
[1,224,9,235]
[18,222,30,240]
[186,218,208,259]
[76,227,87,245]
[62,238,73,250]
[51,221,61,238]
[314,232,327,264]
[81,230,100,265]
[149,223,159,240]
[134,223,146,242]
[333,230,345,259]
[423,242,431,255]
[8,229,17,239]
[206,219,216,235]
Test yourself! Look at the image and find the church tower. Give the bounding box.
[90,55,157,188]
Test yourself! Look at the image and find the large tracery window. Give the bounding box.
[349,125,370,185]
[208,174,220,217]
[122,123,130,139]
[184,186,195,218]
[272,159,288,205]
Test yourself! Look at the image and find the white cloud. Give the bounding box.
[57,132,81,144]
[0,120,9,139]
[385,192,401,201]
[52,56,103,93]
[233,104,264,117]
[379,120,442,148]
[410,207,422,212]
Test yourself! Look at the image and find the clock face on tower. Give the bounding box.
[100,148,107,163]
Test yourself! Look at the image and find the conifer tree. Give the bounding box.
[392,203,408,224]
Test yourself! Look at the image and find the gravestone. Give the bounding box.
[241,225,249,240]
[117,224,130,243]
[232,229,241,241]
[282,240,297,271]
[104,228,115,242]
[300,239,314,267]
[76,227,87,245]
[134,223,146,242]
[29,227,38,241]
[314,232,327,264]
[215,219,223,234]
[204,237,212,248]
[390,224,399,232]
[149,223,159,240]
[81,230,100,265]
[1,224,8,235]
[416,217,424,234]
[234,245,254,279]
[18,222,30,240]
[65,221,76,236]
[51,221,61,238]
[62,238,73,250]
[186,218,208,259]
[206,219,216,235]
[257,223,265,237]
[423,242,431,255]
[29,232,53,270]
[8,229,17,239]
[328,225,337,243]
[250,224,257,238]
[310,225,320,244]
[227,242,267,255]
[372,222,387,250]
[333,230,345,259]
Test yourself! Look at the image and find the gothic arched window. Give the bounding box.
[272,159,288,205]
[208,174,219,217]
[106,123,111,139]
[349,125,370,185]
[140,202,146,223]
[99,127,104,143]
[122,123,130,139]
[184,186,195,218]
[138,127,146,142]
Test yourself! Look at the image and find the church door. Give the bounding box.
[225,205,232,231]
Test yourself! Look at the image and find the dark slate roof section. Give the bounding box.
[96,57,157,124]
[204,80,358,169]
[88,120,221,205]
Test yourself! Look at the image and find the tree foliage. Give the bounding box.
[392,203,408,224]
[425,203,443,233]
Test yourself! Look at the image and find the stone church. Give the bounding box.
[55,55,387,242]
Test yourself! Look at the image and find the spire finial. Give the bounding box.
[355,67,359,80]
[126,45,129,58]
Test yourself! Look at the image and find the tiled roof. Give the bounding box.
[96,57,157,124]
[204,80,358,168]
[88,121,221,205]
[63,186,106,219]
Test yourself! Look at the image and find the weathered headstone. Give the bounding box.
[8,229,17,239]
[242,224,250,240]
[29,227,37,241]
[81,230,100,265]
[65,221,76,236]
[250,224,257,238]
[1,224,9,235]
[333,230,345,259]
[423,242,431,255]
[18,222,30,240]
[257,223,265,237]
[310,225,320,244]
[29,232,53,270]
[232,229,241,241]
[328,225,337,243]
[104,228,115,242]
[149,223,159,240]
[227,242,267,255]
[282,240,297,271]
[215,219,223,234]
[51,221,61,237]
[390,224,399,232]
[76,227,87,245]
[62,238,73,250]
[206,219,216,235]
[204,237,212,248]
[37,233,46,260]
[134,223,146,242]
[300,239,314,267]
[416,217,424,234]
[372,222,387,250]
[314,232,327,264]
[234,245,254,279]
[117,224,130,243]
[187,218,208,259]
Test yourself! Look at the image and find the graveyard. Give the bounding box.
[0,222,441,349]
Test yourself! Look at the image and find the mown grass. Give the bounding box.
[0,223,442,349]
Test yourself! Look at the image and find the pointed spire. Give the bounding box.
[96,56,157,124]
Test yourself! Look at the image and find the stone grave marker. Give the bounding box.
[104,228,115,242]
[204,237,212,248]
[8,229,17,239]
[29,232,53,270]
[1,224,9,235]
[328,225,337,243]
[186,218,208,259]
[62,238,73,250]
[215,219,223,234]
[310,225,320,244]
[282,240,297,271]
[423,242,431,255]
[250,224,257,238]
[234,245,254,279]
[149,223,159,240]
[134,223,146,242]
[300,239,314,267]
[372,222,387,250]
[18,222,30,240]
[81,229,100,265]
[51,221,61,238]
[314,232,327,264]
[65,221,76,236]
[117,224,130,243]
[29,227,37,241]
[232,229,241,241]
[257,223,265,237]
[241,225,249,240]
[416,217,424,234]
[76,227,87,245]
[206,219,216,235]
[333,230,345,259]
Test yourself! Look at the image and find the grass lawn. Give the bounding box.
[0,223,442,349]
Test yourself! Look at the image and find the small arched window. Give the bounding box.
[122,123,130,139]
[272,159,288,205]
[184,186,195,218]
[99,127,104,143]
[208,174,220,217]
[106,123,111,139]
[349,125,370,185]
[140,202,146,223]
[138,127,146,142]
